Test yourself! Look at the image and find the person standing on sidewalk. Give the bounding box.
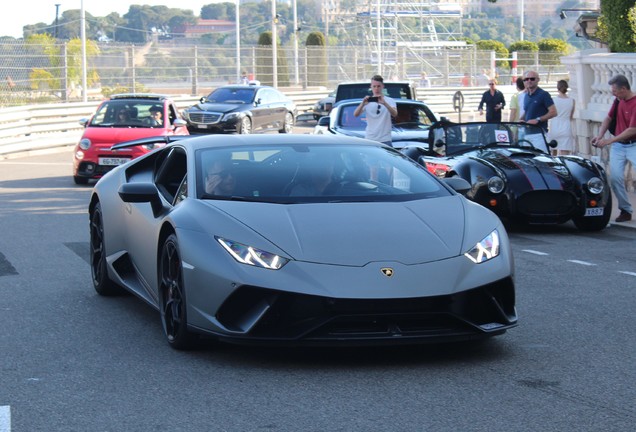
[354,75,398,146]
[521,70,557,132]
[548,79,576,156]
[478,79,505,122]
[591,74,636,223]
[509,77,527,122]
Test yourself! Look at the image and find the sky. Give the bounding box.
[1,0,220,39]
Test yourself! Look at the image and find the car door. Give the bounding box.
[252,88,275,131]
[266,88,289,130]
[123,146,188,302]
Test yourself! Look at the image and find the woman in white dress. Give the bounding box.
[548,80,576,155]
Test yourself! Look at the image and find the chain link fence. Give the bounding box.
[0,40,569,108]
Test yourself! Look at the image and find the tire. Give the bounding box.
[90,202,122,296]
[239,116,251,134]
[159,234,197,350]
[572,193,612,231]
[279,112,294,133]
[74,176,89,185]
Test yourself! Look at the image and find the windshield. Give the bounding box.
[206,87,256,104]
[89,100,165,127]
[196,143,452,203]
[431,122,551,156]
[336,103,435,132]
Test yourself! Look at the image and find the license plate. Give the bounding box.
[585,207,604,217]
[99,157,130,166]
[196,124,211,129]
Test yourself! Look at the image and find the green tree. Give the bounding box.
[537,38,571,81]
[201,3,235,20]
[602,0,636,52]
[256,31,290,87]
[476,39,509,69]
[306,32,327,87]
[25,34,100,93]
[508,41,539,52]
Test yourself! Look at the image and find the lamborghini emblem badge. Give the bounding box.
[381,268,394,277]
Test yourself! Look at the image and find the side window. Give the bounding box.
[168,104,177,124]
[173,176,187,205]
[154,147,188,204]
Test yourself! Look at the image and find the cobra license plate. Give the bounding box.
[584,207,604,217]
[99,157,130,166]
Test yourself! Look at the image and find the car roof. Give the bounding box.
[185,133,378,150]
[109,93,172,102]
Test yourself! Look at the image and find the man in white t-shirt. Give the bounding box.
[353,75,398,146]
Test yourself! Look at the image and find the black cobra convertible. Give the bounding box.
[401,121,612,231]
[88,134,517,350]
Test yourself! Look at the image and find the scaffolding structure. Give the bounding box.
[336,1,472,79]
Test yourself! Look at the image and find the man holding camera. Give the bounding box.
[354,75,398,146]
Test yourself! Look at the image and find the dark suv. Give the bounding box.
[297,81,416,122]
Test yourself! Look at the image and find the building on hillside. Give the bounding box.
[172,19,235,39]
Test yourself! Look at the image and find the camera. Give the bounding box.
[368,96,379,103]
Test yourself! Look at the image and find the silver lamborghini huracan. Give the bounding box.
[88,134,517,350]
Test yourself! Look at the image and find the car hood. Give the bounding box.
[191,103,247,113]
[81,127,171,145]
[471,148,574,190]
[206,196,467,266]
[331,127,429,143]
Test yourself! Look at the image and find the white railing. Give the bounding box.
[561,49,636,189]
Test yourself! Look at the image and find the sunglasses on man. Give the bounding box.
[523,77,537,82]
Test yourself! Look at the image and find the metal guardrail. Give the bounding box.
[0,86,514,157]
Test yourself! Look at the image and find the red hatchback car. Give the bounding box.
[72,94,189,184]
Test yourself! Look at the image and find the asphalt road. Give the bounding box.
[1,144,635,432]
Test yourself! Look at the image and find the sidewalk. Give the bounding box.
[609,189,636,229]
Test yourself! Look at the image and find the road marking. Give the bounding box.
[567,260,597,266]
[522,249,549,256]
[619,271,636,277]
[0,406,10,432]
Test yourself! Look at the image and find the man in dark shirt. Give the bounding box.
[478,80,505,122]
[521,70,556,132]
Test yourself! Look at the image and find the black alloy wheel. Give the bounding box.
[159,234,196,350]
[90,202,121,295]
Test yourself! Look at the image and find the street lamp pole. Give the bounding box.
[293,0,299,85]
[520,0,524,41]
[236,0,241,83]
[271,0,278,87]
[55,4,61,39]
[81,0,87,102]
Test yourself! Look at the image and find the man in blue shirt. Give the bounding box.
[521,70,556,132]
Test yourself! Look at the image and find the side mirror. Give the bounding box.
[79,118,89,127]
[118,183,164,217]
[434,139,446,148]
[199,97,206,104]
[443,177,471,195]
[173,118,188,128]
[548,140,558,149]
[317,116,330,127]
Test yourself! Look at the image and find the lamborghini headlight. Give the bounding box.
[217,237,289,270]
[464,230,500,264]
[587,177,604,195]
